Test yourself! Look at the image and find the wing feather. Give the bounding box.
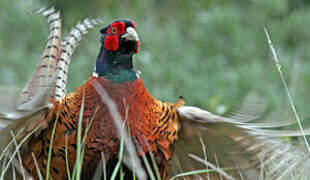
[171,106,310,179]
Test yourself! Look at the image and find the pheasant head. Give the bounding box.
[94,20,140,82]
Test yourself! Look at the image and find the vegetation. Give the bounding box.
[1,0,310,115]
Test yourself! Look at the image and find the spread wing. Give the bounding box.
[170,105,310,179]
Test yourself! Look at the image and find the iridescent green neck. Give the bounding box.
[94,48,138,83]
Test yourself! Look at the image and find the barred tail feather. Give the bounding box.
[18,7,62,109]
[0,7,62,170]
[54,18,103,100]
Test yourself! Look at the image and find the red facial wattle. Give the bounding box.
[104,35,119,51]
[104,22,125,51]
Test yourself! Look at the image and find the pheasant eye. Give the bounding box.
[111,27,117,34]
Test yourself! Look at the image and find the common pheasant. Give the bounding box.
[1,7,310,180]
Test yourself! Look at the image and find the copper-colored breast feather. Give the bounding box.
[22,76,184,179]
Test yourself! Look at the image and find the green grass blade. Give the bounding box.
[264,28,310,153]
[45,110,60,180]
[140,147,155,180]
[0,129,24,163]
[0,127,39,179]
[120,164,124,180]
[1,154,8,178]
[149,151,161,180]
[31,152,43,180]
[10,131,26,180]
[65,135,72,180]
[170,168,235,180]
[101,152,107,180]
[72,89,86,180]
[111,132,125,180]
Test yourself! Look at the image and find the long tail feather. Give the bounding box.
[54,18,103,100]
[18,7,62,109]
[0,7,62,161]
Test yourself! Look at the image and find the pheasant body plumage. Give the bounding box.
[23,77,180,179]
[2,7,310,180]
[20,18,180,179]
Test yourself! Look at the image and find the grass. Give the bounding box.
[264,28,310,153]
[0,127,38,179]
[45,110,60,180]
[110,129,125,180]
[9,131,26,180]
[32,152,43,180]
[188,154,234,180]
[101,152,107,180]
[71,89,85,180]
[169,168,235,180]
[0,88,242,180]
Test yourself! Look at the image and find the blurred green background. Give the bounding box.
[1,0,310,117]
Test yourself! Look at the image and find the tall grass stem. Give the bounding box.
[264,28,310,153]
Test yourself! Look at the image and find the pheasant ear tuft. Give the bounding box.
[100,26,109,34]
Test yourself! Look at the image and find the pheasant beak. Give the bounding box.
[121,27,139,42]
